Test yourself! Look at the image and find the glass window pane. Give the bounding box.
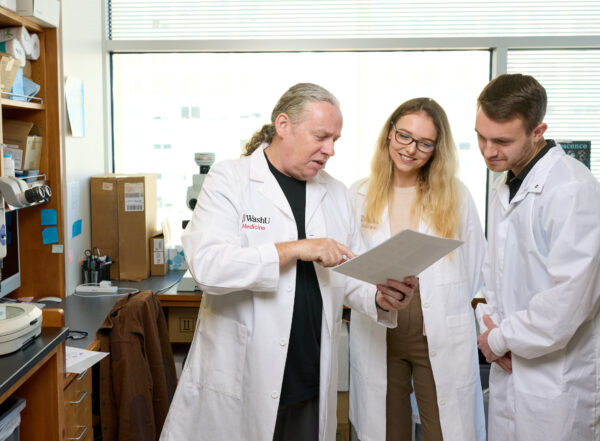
[108,0,600,40]
[508,49,600,179]
[112,51,490,240]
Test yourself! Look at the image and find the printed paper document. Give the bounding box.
[333,229,463,285]
[66,346,109,374]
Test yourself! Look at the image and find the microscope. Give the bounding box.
[0,176,50,354]
[178,153,215,292]
[0,176,51,259]
[185,152,216,212]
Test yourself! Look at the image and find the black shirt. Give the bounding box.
[266,153,323,406]
[506,140,556,202]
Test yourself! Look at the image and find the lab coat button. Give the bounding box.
[439,399,446,406]
[423,302,430,308]
[271,391,279,399]
[287,285,293,292]
[279,339,287,347]
[430,350,437,357]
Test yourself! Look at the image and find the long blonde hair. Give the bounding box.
[242,83,340,156]
[364,98,460,239]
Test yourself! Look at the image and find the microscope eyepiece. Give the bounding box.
[24,186,46,203]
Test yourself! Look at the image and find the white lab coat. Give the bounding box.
[348,178,487,441]
[476,145,600,441]
[160,146,396,441]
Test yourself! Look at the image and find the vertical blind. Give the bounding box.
[508,49,600,179]
[107,0,600,40]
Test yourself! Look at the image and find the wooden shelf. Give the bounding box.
[0,6,43,32]
[1,98,45,110]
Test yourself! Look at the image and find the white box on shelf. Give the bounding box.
[16,0,59,28]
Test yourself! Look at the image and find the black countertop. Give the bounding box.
[0,327,68,398]
[0,271,187,399]
[55,270,187,349]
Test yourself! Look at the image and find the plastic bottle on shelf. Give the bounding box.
[3,153,15,177]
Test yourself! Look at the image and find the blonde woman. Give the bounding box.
[349,98,486,441]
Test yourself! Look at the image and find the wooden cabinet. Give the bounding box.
[0,6,64,299]
[64,370,93,441]
[0,328,67,441]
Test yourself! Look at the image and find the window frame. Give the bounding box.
[101,0,600,232]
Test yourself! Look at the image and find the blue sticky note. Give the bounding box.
[41,209,57,226]
[72,219,82,238]
[42,226,59,245]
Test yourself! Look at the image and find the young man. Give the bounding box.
[475,73,600,441]
[160,83,417,441]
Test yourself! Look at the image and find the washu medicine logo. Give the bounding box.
[242,214,271,230]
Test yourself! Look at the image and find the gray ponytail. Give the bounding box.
[241,83,340,157]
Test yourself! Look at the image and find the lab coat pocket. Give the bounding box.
[513,352,564,399]
[195,311,249,400]
[446,311,476,338]
[514,390,576,441]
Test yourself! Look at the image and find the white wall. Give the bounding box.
[61,0,107,295]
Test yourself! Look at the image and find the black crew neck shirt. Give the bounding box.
[266,153,323,406]
[506,140,555,202]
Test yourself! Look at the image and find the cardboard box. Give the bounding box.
[16,0,59,28]
[2,119,42,171]
[150,230,168,276]
[168,307,199,343]
[0,54,19,92]
[91,174,157,281]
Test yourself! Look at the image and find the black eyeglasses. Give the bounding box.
[390,123,436,153]
[67,330,89,340]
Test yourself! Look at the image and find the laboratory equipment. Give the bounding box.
[0,302,42,355]
[0,211,20,298]
[0,176,51,297]
[180,153,214,293]
[185,152,215,211]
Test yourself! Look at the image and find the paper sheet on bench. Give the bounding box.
[66,346,109,374]
[333,229,463,285]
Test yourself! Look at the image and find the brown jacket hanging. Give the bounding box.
[98,290,177,441]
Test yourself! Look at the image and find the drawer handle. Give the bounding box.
[68,425,88,441]
[75,369,88,381]
[68,390,88,404]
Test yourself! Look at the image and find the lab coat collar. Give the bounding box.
[250,144,294,220]
[498,145,563,206]
[249,144,328,222]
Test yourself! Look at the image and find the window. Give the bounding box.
[107,1,600,40]
[112,51,490,238]
[508,49,600,179]
[106,0,600,243]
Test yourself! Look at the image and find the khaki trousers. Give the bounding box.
[386,292,443,441]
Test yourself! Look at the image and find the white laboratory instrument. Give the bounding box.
[0,176,51,259]
[185,152,215,211]
[179,153,215,293]
[0,302,42,355]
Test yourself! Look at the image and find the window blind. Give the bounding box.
[508,49,600,179]
[107,0,600,40]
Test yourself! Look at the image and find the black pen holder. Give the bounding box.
[82,265,110,285]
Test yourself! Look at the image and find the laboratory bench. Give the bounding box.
[0,270,196,441]
[0,326,68,441]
